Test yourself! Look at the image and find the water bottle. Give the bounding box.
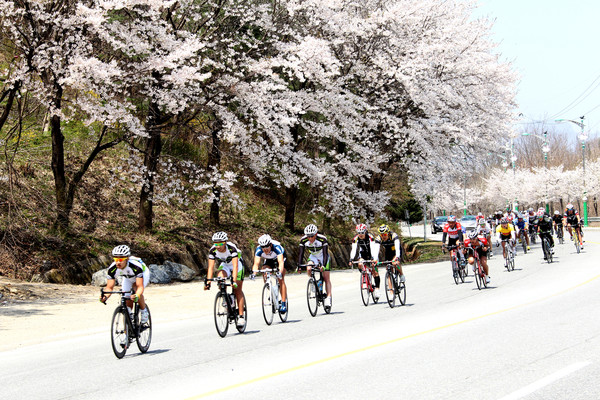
[317,280,323,292]
[229,293,235,306]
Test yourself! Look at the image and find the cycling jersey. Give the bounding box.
[107,257,150,292]
[496,224,515,236]
[538,215,553,233]
[254,240,285,260]
[552,215,563,225]
[515,219,527,231]
[564,210,580,225]
[375,232,401,261]
[442,222,463,240]
[298,234,330,269]
[350,233,378,262]
[209,242,245,279]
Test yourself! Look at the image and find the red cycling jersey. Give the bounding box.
[443,222,463,239]
[464,236,489,248]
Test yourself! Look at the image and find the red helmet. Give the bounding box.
[448,215,456,222]
[355,223,367,234]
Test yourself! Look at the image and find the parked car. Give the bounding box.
[431,216,448,234]
[459,215,477,232]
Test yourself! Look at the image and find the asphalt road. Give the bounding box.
[2,230,600,400]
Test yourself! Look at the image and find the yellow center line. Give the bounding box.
[187,273,600,399]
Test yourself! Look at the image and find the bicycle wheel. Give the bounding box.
[575,231,581,253]
[262,283,274,325]
[235,292,248,333]
[360,272,370,306]
[475,265,482,290]
[522,236,527,254]
[385,270,396,308]
[111,308,129,359]
[214,291,229,337]
[136,305,152,353]
[278,295,288,322]
[480,262,488,288]
[452,259,459,285]
[307,279,318,317]
[371,274,379,304]
[396,276,406,305]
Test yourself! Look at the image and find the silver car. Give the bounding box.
[459,215,478,232]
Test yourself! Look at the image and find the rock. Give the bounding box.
[163,261,197,281]
[149,264,171,284]
[30,274,46,283]
[91,269,122,287]
[43,269,66,284]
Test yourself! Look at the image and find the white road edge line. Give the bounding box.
[498,361,591,400]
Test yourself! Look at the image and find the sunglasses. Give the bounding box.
[260,244,271,249]
[113,257,128,262]
[214,242,226,247]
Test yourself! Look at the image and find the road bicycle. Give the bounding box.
[100,289,152,359]
[255,268,288,325]
[540,233,553,263]
[517,230,527,254]
[529,226,538,244]
[352,260,379,306]
[299,263,331,316]
[573,225,582,254]
[464,247,487,290]
[501,238,515,272]
[555,224,564,245]
[206,276,247,337]
[379,260,406,308]
[443,244,466,284]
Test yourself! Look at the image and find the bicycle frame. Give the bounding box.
[299,263,326,301]
[101,289,140,338]
[257,268,281,308]
[208,276,237,320]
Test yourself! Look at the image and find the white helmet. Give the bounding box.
[554,210,560,215]
[212,231,228,242]
[304,224,318,235]
[112,245,130,257]
[258,234,272,247]
[468,230,479,239]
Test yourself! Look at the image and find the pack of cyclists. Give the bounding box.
[102,202,586,331]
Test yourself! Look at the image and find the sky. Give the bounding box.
[473,0,600,137]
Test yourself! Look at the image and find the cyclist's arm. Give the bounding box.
[322,243,329,267]
[251,249,262,273]
[231,257,239,285]
[394,236,402,260]
[102,278,116,301]
[441,232,447,244]
[297,246,305,266]
[133,276,144,300]
[206,259,215,280]
[349,241,358,261]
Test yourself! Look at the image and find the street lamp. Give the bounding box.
[521,131,550,212]
[555,116,588,226]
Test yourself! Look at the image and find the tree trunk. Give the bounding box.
[284,185,297,231]
[138,103,164,232]
[49,84,70,234]
[207,116,222,226]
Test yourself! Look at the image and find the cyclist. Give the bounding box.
[514,213,530,251]
[496,218,516,259]
[537,211,555,258]
[100,245,150,324]
[441,215,466,264]
[463,230,491,284]
[476,218,493,256]
[374,224,405,283]
[527,208,538,239]
[552,210,564,240]
[298,224,332,307]
[250,234,287,313]
[349,223,381,299]
[204,232,246,328]
[564,203,583,248]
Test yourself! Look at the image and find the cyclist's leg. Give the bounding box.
[480,253,489,276]
[322,258,332,299]
[234,266,245,316]
[373,264,380,289]
[138,267,150,311]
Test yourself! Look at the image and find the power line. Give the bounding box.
[548,72,600,120]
